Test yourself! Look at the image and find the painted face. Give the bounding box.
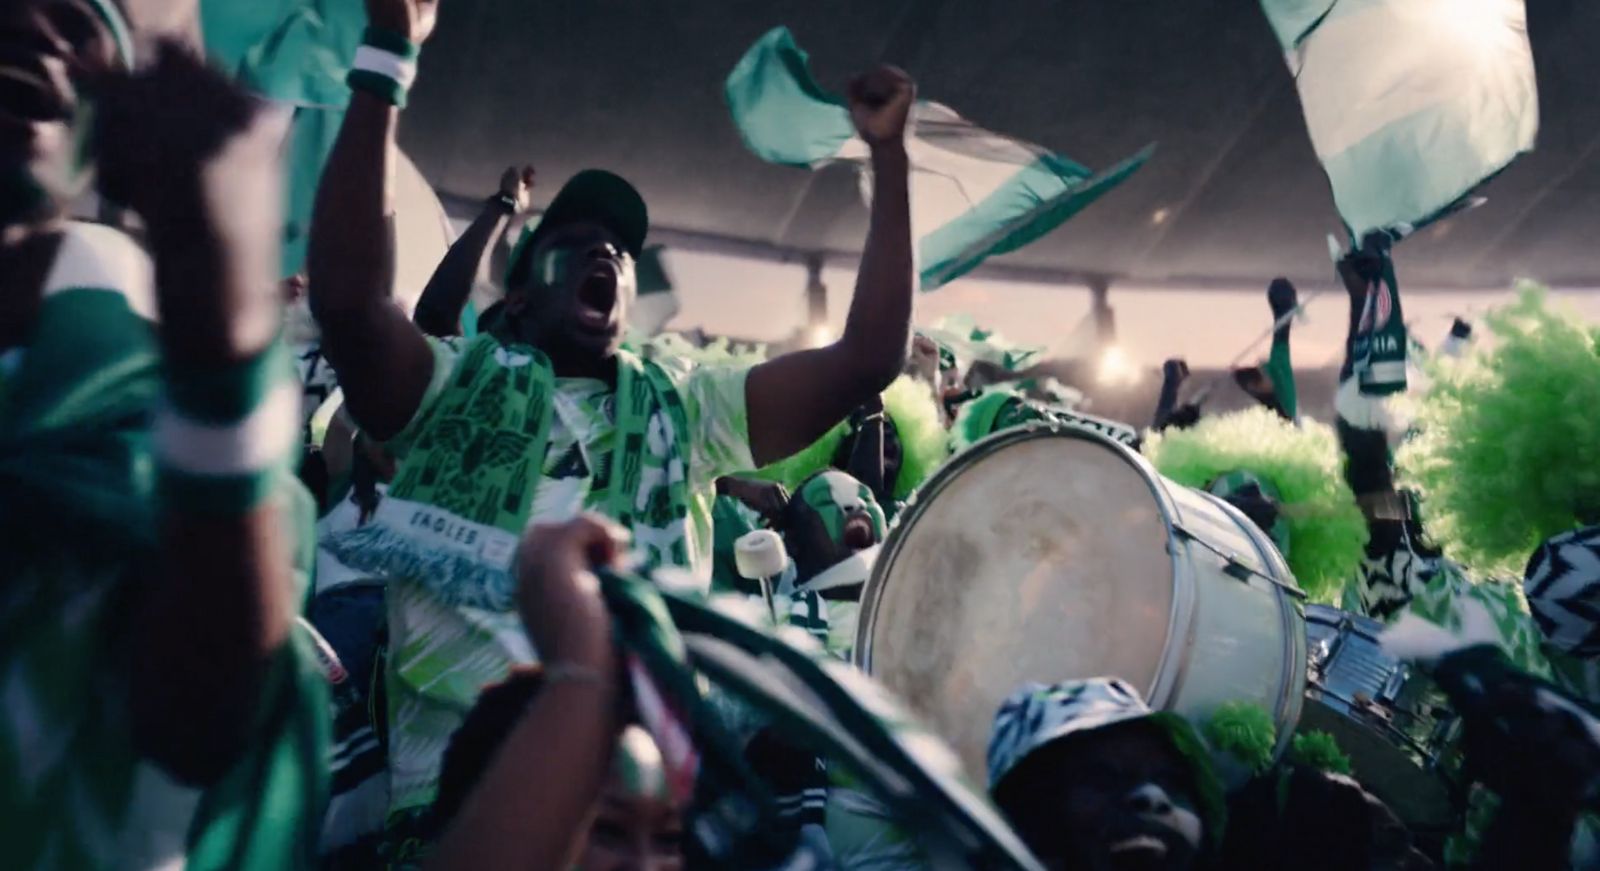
[1003,722,1204,871]
[507,221,636,361]
[0,0,122,215]
[578,726,684,871]
[785,471,886,582]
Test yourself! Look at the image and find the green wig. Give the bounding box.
[754,375,949,501]
[1203,701,1277,777]
[1142,407,1368,602]
[1287,731,1353,777]
[1397,283,1600,576]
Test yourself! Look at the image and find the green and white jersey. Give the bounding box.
[378,336,755,817]
[1344,540,1550,678]
[0,223,328,870]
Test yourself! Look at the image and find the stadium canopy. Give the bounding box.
[400,0,1599,292]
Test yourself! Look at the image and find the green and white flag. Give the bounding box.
[201,0,451,285]
[1261,0,1537,240]
[725,27,1151,291]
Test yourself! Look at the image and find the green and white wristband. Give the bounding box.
[347,28,420,107]
[155,343,301,513]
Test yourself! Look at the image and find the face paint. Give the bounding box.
[798,471,887,547]
[611,725,671,802]
[531,245,583,287]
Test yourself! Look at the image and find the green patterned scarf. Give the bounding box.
[329,334,692,609]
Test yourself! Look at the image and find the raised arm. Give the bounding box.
[745,67,916,466]
[413,166,532,337]
[1333,246,1396,501]
[306,0,440,440]
[1152,358,1190,431]
[95,45,300,784]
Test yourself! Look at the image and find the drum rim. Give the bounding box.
[855,423,1189,708]
[856,422,1306,764]
[1183,487,1308,761]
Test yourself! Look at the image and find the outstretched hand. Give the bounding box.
[847,65,915,147]
[365,0,440,44]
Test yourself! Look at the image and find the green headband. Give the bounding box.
[86,0,135,70]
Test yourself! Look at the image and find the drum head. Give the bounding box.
[858,428,1177,781]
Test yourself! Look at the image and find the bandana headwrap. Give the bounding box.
[1525,525,1600,658]
[986,679,1228,844]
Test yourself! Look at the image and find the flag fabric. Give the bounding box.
[201,0,363,107]
[725,27,1151,291]
[201,1,451,284]
[1261,0,1537,240]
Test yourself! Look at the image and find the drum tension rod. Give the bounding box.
[1171,525,1307,600]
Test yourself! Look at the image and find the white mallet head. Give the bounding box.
[735,529,789,580]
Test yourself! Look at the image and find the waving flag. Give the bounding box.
[1261,0,1537,240]
[201,1,450,286]
[201,0,363,107]
[726,27,1151,291]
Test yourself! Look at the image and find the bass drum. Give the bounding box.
[856,425,1306,784]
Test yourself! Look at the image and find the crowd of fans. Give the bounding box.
[10,0,1600,870]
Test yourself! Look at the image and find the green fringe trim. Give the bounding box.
[322,522,515,611]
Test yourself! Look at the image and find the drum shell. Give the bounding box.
[856,425,1306,785]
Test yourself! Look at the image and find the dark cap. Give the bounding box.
[525,169,648,260]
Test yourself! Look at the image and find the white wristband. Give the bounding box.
[154,381,302,476]
[352,45,419,92]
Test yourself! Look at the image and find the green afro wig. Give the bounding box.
[1141,407,1368,602]
[1288,731,1353,776]
[753,375,950,502]
[1203,701,1277,776]
[1396,284,1600,576]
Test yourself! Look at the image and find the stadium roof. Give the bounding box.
[402,0,1598,291]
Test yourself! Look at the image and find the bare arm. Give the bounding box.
[1152,359,1189,431]
[746,67,916,466]
[94,45,299,785]
[413,167,531,337]
[306,0,441,439]
[307,90,434,440]
[427,517,626,870]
